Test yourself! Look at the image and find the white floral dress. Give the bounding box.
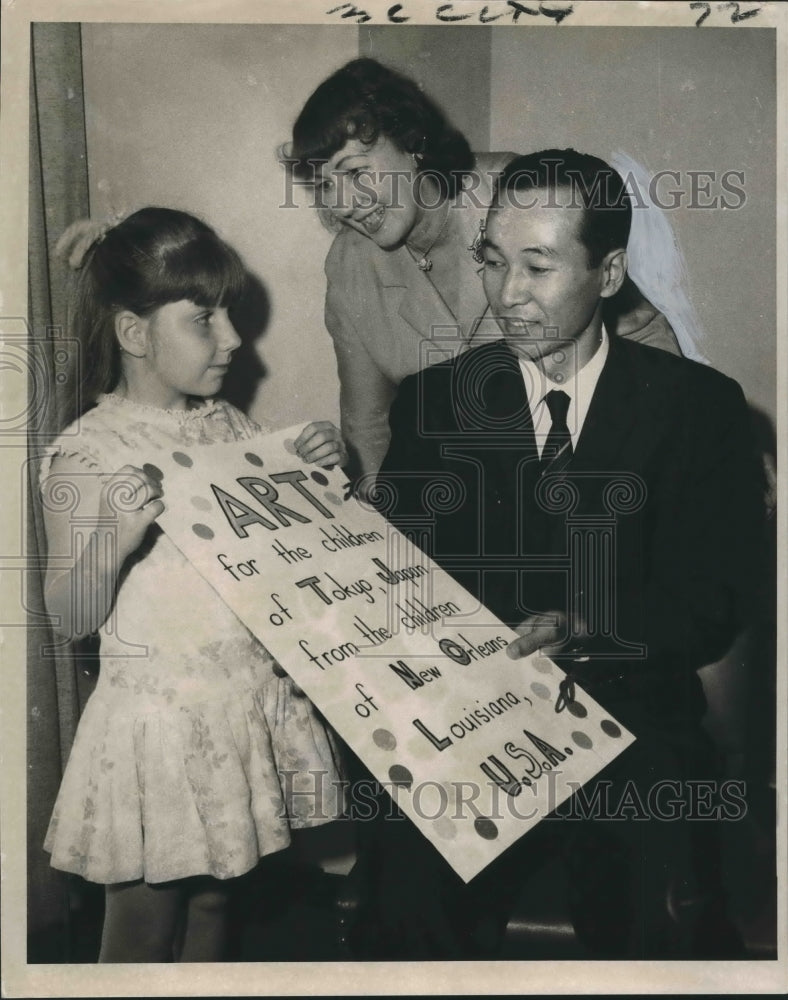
[40,394,346,884]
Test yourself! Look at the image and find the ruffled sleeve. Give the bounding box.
[38,427,104,492]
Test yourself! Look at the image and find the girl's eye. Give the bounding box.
[482,258,505,271]
[194,312,213,326]
[528,266,550,276]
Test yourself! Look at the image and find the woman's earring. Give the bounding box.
[469,219,486,264]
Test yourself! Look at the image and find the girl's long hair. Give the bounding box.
[60,207,247,407]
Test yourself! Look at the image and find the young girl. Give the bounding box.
[41,207,347,962]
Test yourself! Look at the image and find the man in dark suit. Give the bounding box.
[363,149,764,959]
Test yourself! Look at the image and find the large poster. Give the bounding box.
[156,426,634,882]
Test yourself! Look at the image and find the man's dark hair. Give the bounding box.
[493,149,632,267]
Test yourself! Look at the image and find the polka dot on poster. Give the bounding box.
[474,818,499,841]
[388,765,413,789]
[601,719,622,738]
[567,701,588,718]
[373,729,397,751]
[191,496,211,511]
[244,452,264,467]
[324,492,343,506]
[532,658,553,674]
[434,817,457,841]
[572,731,593,750]
[311,471,329,486]
[564,748,574,755]
[283,439,297,455]
[530,682,551,700]
[192,523,214,540]
[172,451,193,467]
[142,463,163,482]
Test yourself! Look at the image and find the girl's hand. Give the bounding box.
[294,421,348,469]
[98,464,165,561]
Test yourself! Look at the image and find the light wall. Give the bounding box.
[360,25,491,153]
[490,26,776,427]
[81,24,492,433]
[81,23,358,430]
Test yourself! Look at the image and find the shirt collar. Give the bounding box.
[518,326,609,450]
[518,325,609,413]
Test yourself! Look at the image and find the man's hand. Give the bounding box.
[506,611,570,660]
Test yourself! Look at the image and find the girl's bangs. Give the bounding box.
[163,237,247,308]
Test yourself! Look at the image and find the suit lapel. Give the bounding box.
[570,334,639,475]
[463,340,534,434]
[441,341,536,494]
[531,336,639,554]
[456,342,541,555]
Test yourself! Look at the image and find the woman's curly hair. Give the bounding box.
[285,58,474,201]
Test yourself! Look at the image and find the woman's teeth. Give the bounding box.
[360,206,385,233]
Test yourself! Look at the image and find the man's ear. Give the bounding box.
[114,310,148,358]
[599,249,628,299]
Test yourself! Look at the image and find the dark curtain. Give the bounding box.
[27,21,92,954]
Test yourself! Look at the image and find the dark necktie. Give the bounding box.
[541,389,573,474]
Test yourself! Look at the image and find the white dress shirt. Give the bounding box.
[518,327,610,458]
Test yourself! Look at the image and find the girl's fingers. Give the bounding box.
[103,466,163,512]
[301,440,345,465]
[294,422,346,463]
[315,451,345,469]
[127,475,163,508]
[294,421,332,450]
[124,466,163,498]
[140,498,165,523]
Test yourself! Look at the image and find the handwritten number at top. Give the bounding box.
[690,2,762,27]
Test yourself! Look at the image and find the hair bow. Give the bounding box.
[55,209,127,269]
